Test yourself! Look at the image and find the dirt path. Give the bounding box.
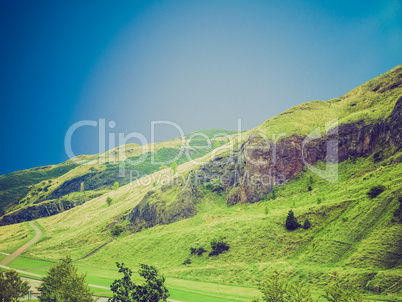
[0,221,42,266]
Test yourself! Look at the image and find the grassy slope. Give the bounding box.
[3,129,239,215]
[1,66,402,301]
[15,154,402,301]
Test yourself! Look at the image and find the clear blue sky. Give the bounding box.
[1,0,401,174]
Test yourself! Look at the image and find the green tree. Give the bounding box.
[252,271,315,302]
[38,256,93,302]
[170,162,178,175]
[153,181,158,187]
[285,210,300,230]
[303,218,311,230]
[0,270,30,302]
[213,140,220,149]
[322,273,367,302]
[253,271,288,302]
[113,182,119,191]
[288,281,315,302]
[109,262,169,302]
[106,196,113,207]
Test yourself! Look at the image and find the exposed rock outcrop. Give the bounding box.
[0,199,84,226]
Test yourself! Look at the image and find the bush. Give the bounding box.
[285,210,300,230]
[209,240,229,256]
[106,196,112,207]
[307,185,312,191]
[111,224,122,236]
[393,196,402,223]
[182,258,191,265]
[303,218,311,230]
[190,247,206,256]
[367,185,385,198]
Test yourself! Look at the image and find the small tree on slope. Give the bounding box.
[285,210,300,230]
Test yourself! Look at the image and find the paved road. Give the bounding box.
[0,221,42,266]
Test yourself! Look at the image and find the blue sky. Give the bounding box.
[0,0,401,174]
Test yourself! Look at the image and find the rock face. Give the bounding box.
[126,96,402,231]
[127,181,202,232]
[203,96,402,205]
[0,199,84,226]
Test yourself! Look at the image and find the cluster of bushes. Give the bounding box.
[285,210,311,230]
[209,239,230,256]
[183,240,230,264]
[190,247,206,256]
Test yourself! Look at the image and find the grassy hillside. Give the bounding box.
[0,66,401,301]
[0,129,238,218]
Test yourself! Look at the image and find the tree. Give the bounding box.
[322,273,366,302]
[38,256,93,302]
[285,210,300,230]
[303,218,311,230]
[170,162,178,175]
[252,271,315,302]
[106,196,113,207]
[113,182,119,191]
[253,271,288,302]
[213,140,220,149]
[109,262,169,302]
[0,270,30,302]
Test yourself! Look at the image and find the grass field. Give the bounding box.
[8,153,400,301]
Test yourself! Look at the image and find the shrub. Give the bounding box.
[209,240,229,256]
[182,258,191,265]
[307,185,312,191]
[367,185,385,198]
[285,210,300,230]
[393,196,402,223]
[113,182,119,191]
[264,206,269,215]
[190,247,207,256]
[111,224,122,236]
[106,196,113,207]
[303,218,311,230]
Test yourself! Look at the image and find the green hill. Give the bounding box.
[0,66,401,301]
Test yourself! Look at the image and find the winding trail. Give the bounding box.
[0,221,42,266]
[0,222,182,302]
